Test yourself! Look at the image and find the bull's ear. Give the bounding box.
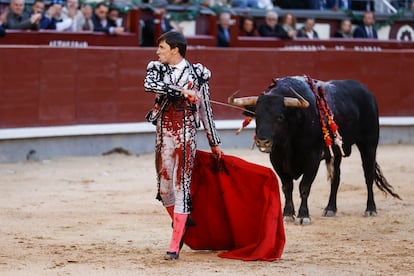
[284,97,310,108]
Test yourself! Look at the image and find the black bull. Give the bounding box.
[230,76,401,225]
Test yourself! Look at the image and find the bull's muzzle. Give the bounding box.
[255,139,272,153]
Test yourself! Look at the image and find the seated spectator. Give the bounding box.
[107,6,122,28]
[297,18,319,39]
[258,11,290,39]
[92,2,124,35]
[333,19,352,38]
[239,16,259,37]
[281,12,297,38]
[54,0,94,32]
[30,0,56,30]
[231,0,259,8]
[76,3,93,31]
[0,10,7,36]
[141,0,174,47]
[61,0,83,31]
[49,0,73,31]
[353,11,377,39]
[31,0,44,20]
[217,11,231,47]
[6,0,41,30]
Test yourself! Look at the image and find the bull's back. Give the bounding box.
[327,80,379,148]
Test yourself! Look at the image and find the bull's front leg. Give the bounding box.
[296,166,320,225]
[280,176,295,222]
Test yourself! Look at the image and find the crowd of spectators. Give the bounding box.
[0,0,412,45]
[220,0,412,11]
[0,0,124,34]
[141,0,174,46]
[231,10,380,44]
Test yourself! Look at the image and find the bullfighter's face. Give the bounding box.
[156,40,177,65]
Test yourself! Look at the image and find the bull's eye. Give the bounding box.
[277,114,285,122]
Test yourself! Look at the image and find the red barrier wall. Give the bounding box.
[0,46,413,128]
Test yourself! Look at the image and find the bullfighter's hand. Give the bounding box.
[182,89,198,104]
[211,145,222,160]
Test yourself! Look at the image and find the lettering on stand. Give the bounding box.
[284,44,382,51]
[49,40,89,48]
[283,45,327,51]
[353,46,382,51]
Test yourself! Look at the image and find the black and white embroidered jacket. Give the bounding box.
[144,59,221,146]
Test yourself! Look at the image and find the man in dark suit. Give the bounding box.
[258,11,290,39]
[0,24,5,37]
[217,12,231,47]
[0,10,6,36]
[6,0,41,30]
[92,2,124,35]
[141,0,174,47]
[297,18,319,39]
[353,11,378,39]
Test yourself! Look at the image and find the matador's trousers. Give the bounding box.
[155,105,197,214]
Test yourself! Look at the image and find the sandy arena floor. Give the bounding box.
[0,144,413,275]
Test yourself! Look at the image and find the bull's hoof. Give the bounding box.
[294,217,311,225]
[364,210,377,217]
[283,216,295,223]
[322,209,336,217]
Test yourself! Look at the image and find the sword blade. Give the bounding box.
[150,90,255,115]
[209,99,255,115]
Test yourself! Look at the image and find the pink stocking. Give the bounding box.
[168,213,188,253]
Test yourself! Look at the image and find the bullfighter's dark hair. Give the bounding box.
[157,31,187,58]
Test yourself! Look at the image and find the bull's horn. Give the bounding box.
[284,97,308,108]
[286,87,310,108]
[228,92,258,106]
[231,96,258,106]
[227,91,239,104]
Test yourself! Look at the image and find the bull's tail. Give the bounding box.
[374,162,401,200]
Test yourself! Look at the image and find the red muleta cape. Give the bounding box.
[184,150,285,261]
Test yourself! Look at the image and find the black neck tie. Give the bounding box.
[83,20,91,31]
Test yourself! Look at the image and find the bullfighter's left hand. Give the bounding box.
[211,145,222,160]
[182,89,198,104]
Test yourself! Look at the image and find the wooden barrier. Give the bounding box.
[0,45,413,129]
